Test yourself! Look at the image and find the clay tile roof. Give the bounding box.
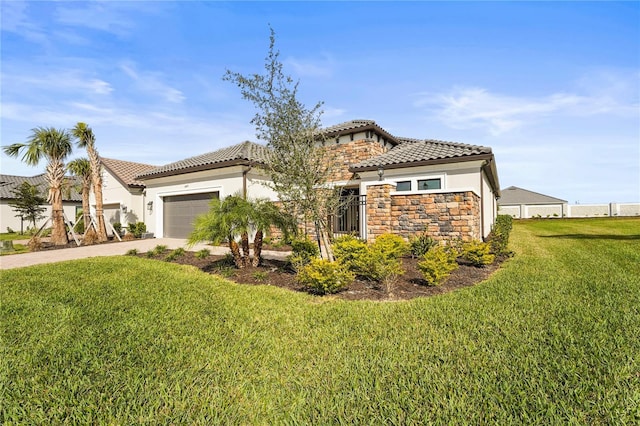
[349,138,492,171]
[100,157,157,188]
[136,141,270,180]
[0,173,82,201]
[498,186,567,205]
[322,119,398,144]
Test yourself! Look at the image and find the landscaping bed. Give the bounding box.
[138,249,503,301]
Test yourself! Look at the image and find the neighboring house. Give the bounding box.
[91,158,157,233]
[0,174,82,233]
[136,119,501,242]
[498,186,568,218]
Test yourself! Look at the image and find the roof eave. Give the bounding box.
[136,158,264,180]
[349,153,494,173]
[323,123,399,145]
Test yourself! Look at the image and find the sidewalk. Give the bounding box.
[0,238,288,270]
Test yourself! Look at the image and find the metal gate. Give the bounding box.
[330,195,366,238]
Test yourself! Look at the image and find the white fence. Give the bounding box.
[500,202,640,219]
[567,203,640,218]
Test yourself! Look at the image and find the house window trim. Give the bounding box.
[389,174,446,195]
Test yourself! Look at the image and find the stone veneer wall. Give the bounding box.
[325,138,387,182]
[366,183,394,240]
[366,183,481,242]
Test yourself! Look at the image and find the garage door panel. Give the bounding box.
[163,192,218,238]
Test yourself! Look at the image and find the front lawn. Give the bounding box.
[1,218,639,423]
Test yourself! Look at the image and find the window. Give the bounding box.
[395,181,411,191]
[417,178,441,190]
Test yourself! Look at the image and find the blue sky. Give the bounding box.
[1,1,639,204]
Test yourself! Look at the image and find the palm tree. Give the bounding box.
[71,122,107,242]
[3,127,73,245]
[188,195,252,268]
[188,195,295,268]
[66,158,92,233]
[251,199,295,266]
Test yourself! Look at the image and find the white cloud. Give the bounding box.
[416,71,639,136]
[285,54,334,78]
[120,63,186,104]
[0,1,48,45]
[53,2,159,37]
[2,69,113,96]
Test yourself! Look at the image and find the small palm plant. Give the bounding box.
[188,194,294,268]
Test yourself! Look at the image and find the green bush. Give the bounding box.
[332,235,368,271]
[165,248,186,261]
[73,221,85,234]
[288,236,320,271]
[113,222,122,234]
[125,248,138,256]
[334,234,406,290]
[370,233,409,259]
[297,258,354,295]
[366,248,405,293]
[461,241,495,266]
[409,231,436,257]
[153,245,168,256]
[252,271,269,283]
[417,245,459,286]
[487,214,513,256]
[127,222,147,238]
[195,248,211,259]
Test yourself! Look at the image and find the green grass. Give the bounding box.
[0,232,21,241]
[0,243,28,256]
[1,218,639,423]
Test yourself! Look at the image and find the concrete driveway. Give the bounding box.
[0,238,226,270]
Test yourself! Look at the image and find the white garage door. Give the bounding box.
[163,192,218,238]
[102,203,121,236]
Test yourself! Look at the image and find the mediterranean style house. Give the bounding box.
[0,173,82,233]
[134,119,501,242]
[89,158,157,234]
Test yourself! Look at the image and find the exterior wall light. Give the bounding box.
[377,167,384,181]
[147,201,153,212]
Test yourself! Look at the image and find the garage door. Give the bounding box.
[103,203,121,237]
[163,192,218,238]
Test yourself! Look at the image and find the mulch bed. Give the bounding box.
[25,238,505,301]
[140,250,505,301]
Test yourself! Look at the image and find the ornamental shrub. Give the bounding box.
[287,236,320,271]
[338,234,406,289]
[195,248,211,259]
[297,258,354,295]
[332,235,368,271]
[487,214,513,256]
[461,241,495,266]
[370,233,409,260]
[417,245,459,286]
[409,231,437,257]
[128,222,147,238]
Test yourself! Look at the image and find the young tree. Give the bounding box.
[3,127,73,245]
[66,158,92,232]
[8,181,46,232]
[71,122,107,241]
[223,28,342,261]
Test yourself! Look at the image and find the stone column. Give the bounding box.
[366,183,394,242]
